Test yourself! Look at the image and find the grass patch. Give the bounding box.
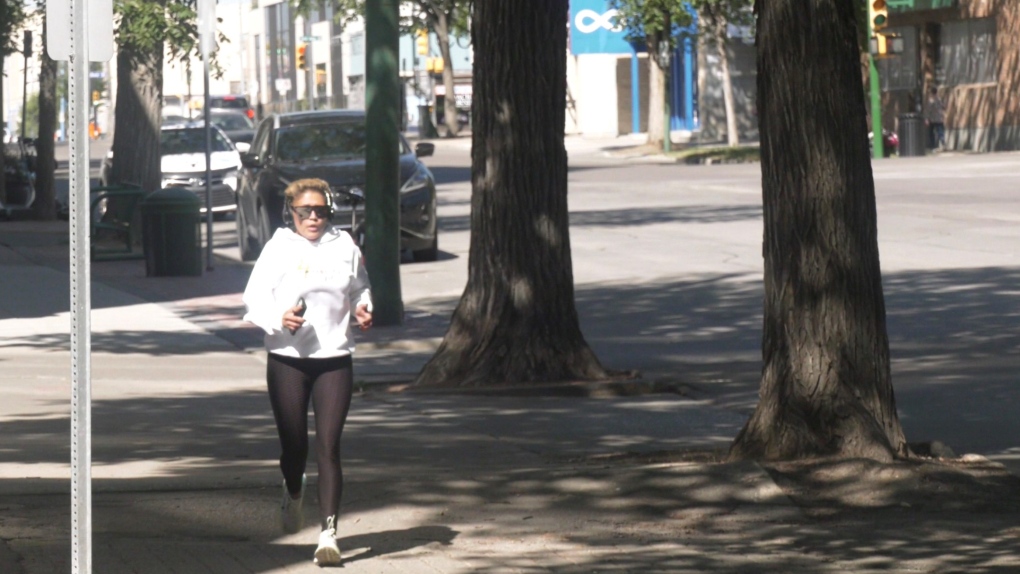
[670,145,760,164]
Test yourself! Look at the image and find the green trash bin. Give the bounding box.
[141,188,203,277]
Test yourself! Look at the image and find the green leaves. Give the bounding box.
[0,0,28,58]
[115,0,228,77]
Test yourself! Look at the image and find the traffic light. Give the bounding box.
[296,43,308,70]
[415,30,429,56]
[869,0,889,32]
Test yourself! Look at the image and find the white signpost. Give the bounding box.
[45,0,113,571]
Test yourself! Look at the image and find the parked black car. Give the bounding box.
[235,109,438,262]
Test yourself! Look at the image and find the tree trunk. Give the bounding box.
[109,36,162,192]
[414,0,607,388]
[717,26,739,147]
[1,75,6,206]
[434,12,459,138]
[647,58,665,147]
[729,0,908,462]
[33,16,58,220]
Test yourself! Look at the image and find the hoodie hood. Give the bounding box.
[273,225,347,245]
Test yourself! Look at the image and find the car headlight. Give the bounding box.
[400,165,430,193]
[223,169,239,191]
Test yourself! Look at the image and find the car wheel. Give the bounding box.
[413,234,438,262]
[236,205,257,261]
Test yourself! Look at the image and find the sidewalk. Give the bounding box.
[3,212,1020,572]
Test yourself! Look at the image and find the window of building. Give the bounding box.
[878,26,918,91]
[938,18,997,86]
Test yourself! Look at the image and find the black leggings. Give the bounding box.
[266,353,353,529]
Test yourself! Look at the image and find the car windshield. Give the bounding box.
[275,121,409,162]
[211,114,254,130]
[161,128,234,155]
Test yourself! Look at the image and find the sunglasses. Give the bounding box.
[291,205,331,220]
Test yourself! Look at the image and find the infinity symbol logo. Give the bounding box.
[574,9,623,34]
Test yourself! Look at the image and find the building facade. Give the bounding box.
[884,0,1020,151]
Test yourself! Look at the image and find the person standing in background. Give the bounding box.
[924,87,946,151]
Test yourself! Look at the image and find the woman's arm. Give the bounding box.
[242,241,290,334]
[349,245,373,315]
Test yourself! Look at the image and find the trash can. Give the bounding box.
[418,105,438,139]
[898,113,926,157]
[141,188,202,277]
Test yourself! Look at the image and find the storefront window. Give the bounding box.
[937,18,996,86]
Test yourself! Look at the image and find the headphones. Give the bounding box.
[282,190,334,230]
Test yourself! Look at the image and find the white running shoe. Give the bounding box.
[313,516,341,566]
[280,474,305,534]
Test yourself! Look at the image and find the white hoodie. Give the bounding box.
[242,226,372,358]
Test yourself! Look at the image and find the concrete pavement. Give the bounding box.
[2,140,1020,572]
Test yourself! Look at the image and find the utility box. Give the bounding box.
[141,188,202,277]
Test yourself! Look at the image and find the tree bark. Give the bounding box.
[109,33,163,193]
[646,33,668,148]
[414,0,607,388]
[1,74,6,205]
[716,25,739,147]
[33,16,57,220]
[434,11,459,137]
[729,0,907,462]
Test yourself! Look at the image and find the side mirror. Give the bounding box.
[235,142,251,153]
[240,152,261,168]
[414,142,435,158]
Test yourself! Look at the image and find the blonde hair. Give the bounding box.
[284,178,331,205]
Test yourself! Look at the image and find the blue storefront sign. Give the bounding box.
[569,0,632,55]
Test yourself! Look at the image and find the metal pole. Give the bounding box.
[22,31,31,140]
[204,65,213,271]
[868,17,884,159]
[68,0,93,569]
[200,0,214,271]
[364,0,403,325]
[869,56,884,159]
[306,19,315,111]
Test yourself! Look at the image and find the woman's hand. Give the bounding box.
[354,304,373,331]
[282,304,306,334]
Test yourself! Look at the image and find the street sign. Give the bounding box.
[569,0,630,55]
[199,0,215,56]
[46,0,114,62]
[275,78,292,94]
